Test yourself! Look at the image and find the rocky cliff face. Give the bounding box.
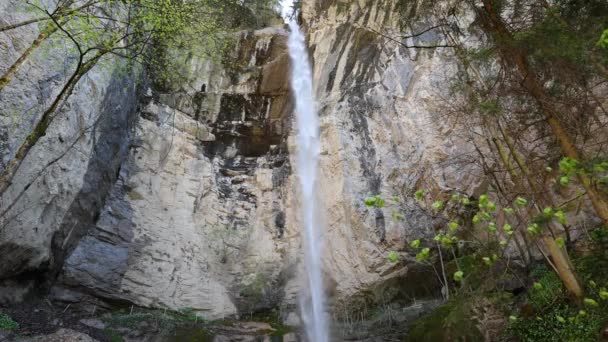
[1,0,478,322]
[0,0,141,301]
[50,27,298,319]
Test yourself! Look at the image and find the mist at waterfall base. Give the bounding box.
[286,20,329,342]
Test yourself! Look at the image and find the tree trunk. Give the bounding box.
[478,0,608,227]
[0,23,57,92]
[542,236,584,299]
[0,54,102,198]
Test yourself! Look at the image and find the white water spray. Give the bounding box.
[286,19,329,342]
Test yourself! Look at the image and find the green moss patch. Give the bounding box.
[406,298,483,342]
[0,312,18,331]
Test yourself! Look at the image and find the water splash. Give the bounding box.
[286,20,329,342]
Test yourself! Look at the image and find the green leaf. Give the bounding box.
[543,207,553,216]
[597,28,608,48]
[554,210,567,225]
[448,221,460,231]
[502,223,512,232]
[482,257,492,265]
[415,189,425,200]
[364,197,377,207]
[453,270,464,282]
[461,197,471,205]
[441,236,453,247]
[486,201,496,212]
[432,201,444,210]
[479,194,489,206]
[527,223,540,235]
[515,197,528,206]
[416,248,430,262]
[559,157,580,175]
[387,251,399,263]
[556,237,565,248]
[451,194,460,202]
[533,282,543,290]
[375,195,385,208]
[472,214,481,224]
[503,207,514,215]
[579,310,587,317]
[487,222,497,233]
[410,239,421,249]
[509,315,517,323]
[584,298,599,307]
[556,315,565,323]
[559,176,570,186]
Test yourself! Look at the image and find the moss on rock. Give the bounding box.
[406,298,484,342]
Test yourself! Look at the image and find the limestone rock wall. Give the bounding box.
[0,0,141,300]
[1,0,480,321]
[301,0,477,306]
[51,28,300,319]
[52,0,476,318]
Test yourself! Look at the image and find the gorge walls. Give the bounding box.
[0,0,483,322]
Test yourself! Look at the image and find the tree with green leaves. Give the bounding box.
[0,0,280,214]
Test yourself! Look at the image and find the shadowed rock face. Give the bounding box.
[0,0,142,300]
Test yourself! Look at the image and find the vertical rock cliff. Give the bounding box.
[0,0,141,301]
[1,0,479,324]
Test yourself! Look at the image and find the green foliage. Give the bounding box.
[387,251,399,263]
[103,307,205,331]
[583,298,599,307]
[529,265,565,311]
[478,99,501,116]
[527,223,540,235]
[416,247,430,262]
[431,200,444,210]
[559,157,580,176]
[508,303,606,342]
[364,195,385,208]
[448,221,460,231]
[406,299,483,342]
[515,197,528,206]
[0,312,18,331]
[508,262,608,341]
[104,329,125,342]
[598,29,608,48]
[576,227,608,284]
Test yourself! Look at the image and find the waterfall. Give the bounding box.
[286,20,329,342]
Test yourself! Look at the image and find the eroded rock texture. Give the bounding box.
[0,0,141,301]
[1,0,481,321]
[51,28,298,319]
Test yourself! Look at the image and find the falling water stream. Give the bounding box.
[286,20,329,342]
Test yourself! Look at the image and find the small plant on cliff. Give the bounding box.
[0,312,18,331]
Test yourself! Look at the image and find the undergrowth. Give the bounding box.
[0,312,18,331]
[507,226,608,341]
